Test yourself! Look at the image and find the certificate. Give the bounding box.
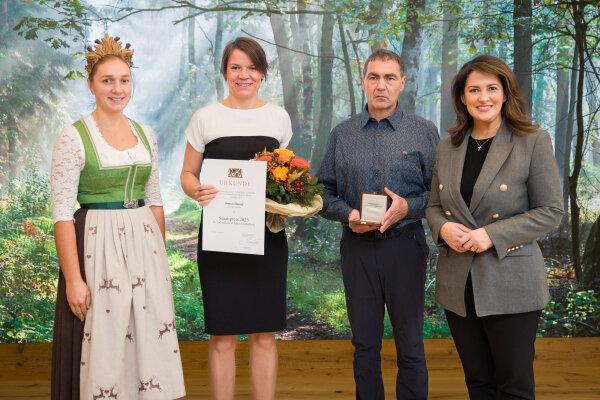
[202,159,267,255]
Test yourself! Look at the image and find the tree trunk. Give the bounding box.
[513,0,533,115]
[7,129,17,181]
[427,64,439,125]
[187,4,196,106]
[399,0,425,113]
[569,6,586,282]
[347,30,365,108]
[177,23,187,89]
[440,9,458,136]
[554,40,570,189]
[269,14,302,147]
[213,12,224,100]
[585,65,600,165]
[561,46,579,229]
[583,214,600,291]
[291,0,314,158]
[310,10,335,170]
[338,17,356,117]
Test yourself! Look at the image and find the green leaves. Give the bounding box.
[13,0,91,51]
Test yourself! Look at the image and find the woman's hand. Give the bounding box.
[54,220,89,322]
[191,184,219,207]
[460,227,493,253]
[440,222,472,253]
[66,278,91,322]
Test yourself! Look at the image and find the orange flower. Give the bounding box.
[290,157,309,169]
[274,148,295,163]
[272,166,289,181]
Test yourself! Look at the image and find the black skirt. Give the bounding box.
[51,208,88,400]
[197,220,288,335]
[196,134,289,335]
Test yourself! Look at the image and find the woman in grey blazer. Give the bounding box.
[426,55,563,399]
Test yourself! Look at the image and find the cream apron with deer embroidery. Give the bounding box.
[74,119,185,399]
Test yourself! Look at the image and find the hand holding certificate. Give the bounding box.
[202,159,267,255]
[359,193,389,225]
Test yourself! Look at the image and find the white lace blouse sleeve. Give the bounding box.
[143,125,163,207]
[51,126,85,224]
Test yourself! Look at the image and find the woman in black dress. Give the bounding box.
[180,37,293,399]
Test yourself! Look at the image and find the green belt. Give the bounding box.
[80,200,145,210]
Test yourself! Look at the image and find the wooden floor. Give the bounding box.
[1,338,599,399]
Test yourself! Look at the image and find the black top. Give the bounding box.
[203,135,280,160]
[460,135,495,208]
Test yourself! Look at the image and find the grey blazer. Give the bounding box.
[425,122,564,317]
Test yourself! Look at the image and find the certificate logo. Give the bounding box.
[228,168,243,178]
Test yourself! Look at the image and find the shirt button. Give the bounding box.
[500,184,508,192]
[492,213,499,219]
[445,210,452,216]
[439,184,444,191]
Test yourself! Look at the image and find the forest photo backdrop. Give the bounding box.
[1,0,599,342]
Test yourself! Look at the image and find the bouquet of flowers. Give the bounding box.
[252,148,324,232]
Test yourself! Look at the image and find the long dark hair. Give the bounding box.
[448,55,538,146]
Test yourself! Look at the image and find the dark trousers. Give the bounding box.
[340,223,429,400]
[445,274,542,400]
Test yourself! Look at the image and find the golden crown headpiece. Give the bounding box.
[85,34,134,75]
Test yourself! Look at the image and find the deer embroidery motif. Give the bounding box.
[92,386,117,399]
[138,378,162,392]
[143,223,154,234]
[131,277,145,291]
[98,278,120,293]
[158,319,176,339]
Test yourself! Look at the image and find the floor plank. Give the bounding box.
[1,338,598,399]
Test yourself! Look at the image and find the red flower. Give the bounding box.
[256,154,272,162]
[290,157,309,169]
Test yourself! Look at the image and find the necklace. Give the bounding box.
[472,136,493,151]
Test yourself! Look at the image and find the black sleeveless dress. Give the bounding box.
[198,136,288,335]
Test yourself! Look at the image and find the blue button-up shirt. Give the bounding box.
[316,105,439,229]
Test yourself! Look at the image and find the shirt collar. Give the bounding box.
[360,103,404,130]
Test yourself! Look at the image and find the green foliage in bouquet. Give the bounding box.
[253,148,323,206]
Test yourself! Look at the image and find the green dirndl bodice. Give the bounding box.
[73,118,152,209]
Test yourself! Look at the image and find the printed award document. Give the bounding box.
[202,159,267,255]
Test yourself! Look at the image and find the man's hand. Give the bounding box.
[379,187,408,233]
[440,222,472,253]
[460,227,493,253]
[348,209,379,233]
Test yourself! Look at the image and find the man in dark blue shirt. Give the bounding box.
[316,49,439,399]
